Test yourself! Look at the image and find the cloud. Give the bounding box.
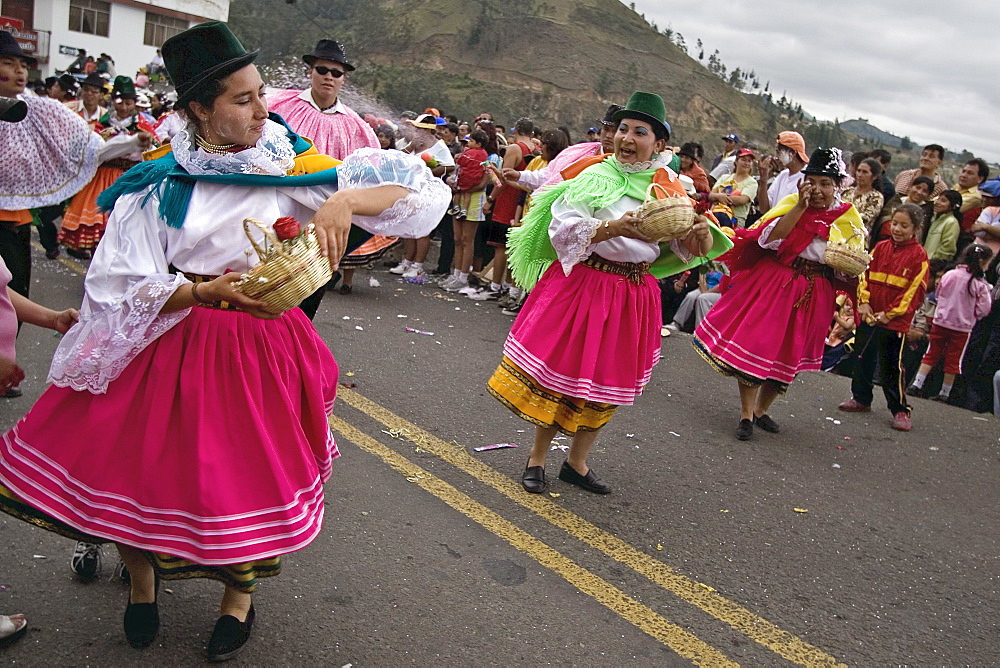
[630,0,1000,162]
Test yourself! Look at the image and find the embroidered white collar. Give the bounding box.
[172,119,297,176]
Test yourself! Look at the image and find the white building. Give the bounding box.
[0,0,230,79]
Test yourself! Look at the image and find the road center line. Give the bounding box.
[39,241,838,665]
[329,415,737,667]
[337,388,844,667]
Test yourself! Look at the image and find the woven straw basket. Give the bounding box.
[824,227,871,277]
[234,217,332,312]
[635,183,695,242]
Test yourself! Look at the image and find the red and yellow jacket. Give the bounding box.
[857,237,929,332]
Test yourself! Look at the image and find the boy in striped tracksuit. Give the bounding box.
[839,203,929,431]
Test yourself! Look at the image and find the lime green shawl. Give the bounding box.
[507,156,732,289]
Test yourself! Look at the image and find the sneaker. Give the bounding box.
[905,383,924,398]
[444,279,469,293]
[496,294,514,308]
[502,300,524,316]
[457,208,468,219]
[447,203,461,216]
[71,541,102,581]
[930,393,950,403]
[665,322,679,332]
[389,263,410,275]
[439,275,461,290]
[401,266,423,279]
[468,288,500,301]
[837,398,871,412]
[891,411,912,431]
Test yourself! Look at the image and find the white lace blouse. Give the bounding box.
[48,122,449,393]
[548,158,692,274]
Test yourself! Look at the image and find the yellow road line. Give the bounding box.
[31,241,88,276]
[329,415,737,667]
[338,388,845,667]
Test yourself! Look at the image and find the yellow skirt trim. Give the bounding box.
[487,356,617,435]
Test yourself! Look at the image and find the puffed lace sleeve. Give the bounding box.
[549,195,603,273]
[758,217,784,250]
[281,147,450,238]
[47,189,191,394]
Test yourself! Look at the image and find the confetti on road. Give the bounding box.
[548,492,560,498]
[473,443,518,452]
[793,508,809,513]
[656,544,663,551]
[696,583,716,592]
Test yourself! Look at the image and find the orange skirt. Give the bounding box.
[58,165,124,250]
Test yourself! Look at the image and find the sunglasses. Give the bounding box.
[312,66,345,78]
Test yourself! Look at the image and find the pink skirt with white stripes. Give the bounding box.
[693,255,835,385]
[0,306,339,565]
[504,262,662,405]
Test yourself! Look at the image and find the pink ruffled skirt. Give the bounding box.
[504,262,661,405]
[693,256,835,386]
[0,306,339,566]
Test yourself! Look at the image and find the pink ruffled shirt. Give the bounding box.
[267,89,379,160]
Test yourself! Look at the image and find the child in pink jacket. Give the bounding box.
[908,243,994,401]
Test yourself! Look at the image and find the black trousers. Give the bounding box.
[434,213,454,275]
[0,222,32,298]
[959,303,1000,413]
[35,205,62,253]
[851,323,909,414]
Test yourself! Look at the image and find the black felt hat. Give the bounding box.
[162,21,258,107]
[57,73,79,94]
[302,39,355,71]
[80,72,107,90]
[0,30,36,68]
[802,147,846,179]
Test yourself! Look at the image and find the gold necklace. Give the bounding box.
[194,133,239,154]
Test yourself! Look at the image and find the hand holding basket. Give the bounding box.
[233,217,333,313]
[634,182,695,242]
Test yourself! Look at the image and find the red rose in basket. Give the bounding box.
[273,216,301,241]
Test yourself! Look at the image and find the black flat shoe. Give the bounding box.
[736,418,753,441]
[123,574,160,648]
[753,414,780,433]
[339,284,353,295]
[521,464,546,494]
[207,605,255,662]
[65,248,91,260]
[558,461,612,494]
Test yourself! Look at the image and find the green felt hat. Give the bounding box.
[162,21,258,107]
[612,91,671,141]
[111,75,136,100]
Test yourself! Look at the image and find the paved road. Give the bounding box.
[1,245,997,665]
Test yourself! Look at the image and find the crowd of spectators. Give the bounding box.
[18,44,1000,418]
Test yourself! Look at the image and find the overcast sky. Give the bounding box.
[627,0,999,164]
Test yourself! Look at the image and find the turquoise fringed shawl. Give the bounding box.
[97,114,339,229]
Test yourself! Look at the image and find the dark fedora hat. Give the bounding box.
[612,91,671,141]
[162,21,258,107]
[80,72,107,90]
[302,39,355,72]
[0,96,27,123]
[802,147,847,179]
[57,73,79,93]
[0,30,37,68]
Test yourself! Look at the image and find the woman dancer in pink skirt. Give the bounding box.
[693,147,868,441]
[0,22,447,661]
[489,92,725,495]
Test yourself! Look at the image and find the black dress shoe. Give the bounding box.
[339,284,353,295]
[123,575,160,648]
[65,248,91,260]
[521,464,546,494]
[124,602,159,648]
[753,414,780,433]
[736,418,754,441]
[1,387,22,398]
[207,605,255,662]
[558,461,612,494]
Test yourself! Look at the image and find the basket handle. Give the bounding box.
[644,181,673,202]
[243,217,294,261]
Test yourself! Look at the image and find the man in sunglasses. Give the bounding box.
[268,39,383,319]
[267,38,379,164]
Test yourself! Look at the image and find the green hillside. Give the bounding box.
[228,0,837,148]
